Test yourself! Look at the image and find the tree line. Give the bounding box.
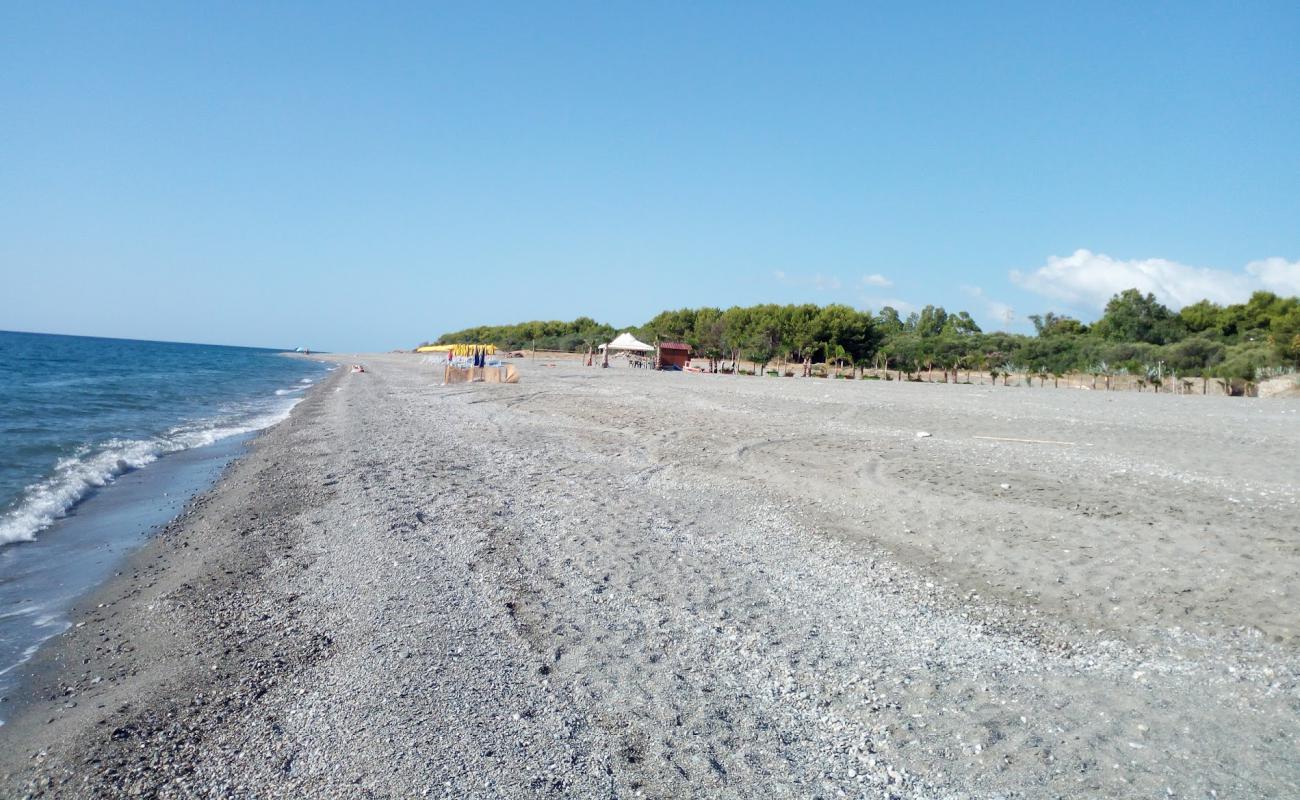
[427,317,618,354]
[432,289,1300,390]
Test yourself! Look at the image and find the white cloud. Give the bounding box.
[1011,249,1299,310]
[961,285,1015,327]
[772,270,842,291]
[988,301,1016,326]
[861,273,893,288]
[861,296,915,314]
[1246,257,1300,297]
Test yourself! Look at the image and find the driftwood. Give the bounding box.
[972,435,1075,446]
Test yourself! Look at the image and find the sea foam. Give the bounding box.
[0,399,302,547]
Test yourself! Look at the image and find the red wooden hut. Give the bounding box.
[658,342,692,370]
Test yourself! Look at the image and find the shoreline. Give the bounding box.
[0,430,256,724]
[1,354,1295,797]
[0,362,345,790]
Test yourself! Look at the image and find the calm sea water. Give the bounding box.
[0,331,327,546]
[0,331,329,714]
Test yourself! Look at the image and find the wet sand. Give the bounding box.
[0,432,254,723]
[2,354,1297,798]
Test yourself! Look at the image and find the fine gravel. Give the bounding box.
[2,354,1298,798]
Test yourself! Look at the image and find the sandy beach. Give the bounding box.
[2,354,1297,798]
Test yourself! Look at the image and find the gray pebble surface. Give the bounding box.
[2,354,1297,799]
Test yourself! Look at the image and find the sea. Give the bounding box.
[0,331,330,720]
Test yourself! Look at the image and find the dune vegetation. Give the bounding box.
[432,289,1300,392]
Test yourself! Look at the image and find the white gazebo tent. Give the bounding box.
[598,332,654,367]
[599,332,654,352]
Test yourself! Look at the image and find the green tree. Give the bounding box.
[1093,289,1182,345]
[887,333,923,380]
[814,304,880,372]
[744,331,780,375]
[1269,306,1300,367]
[1164,336,1226,373]
[876,306,906,335]
[692,307,726,371]
[1029,311,1086,337]
[640,308,698,344]
[944,311,983,336]
[780,304,820,374]
[1178,300,1226,336]
[914,305,949,338]
[1222,291,1295,339]
[433,288,1300,389]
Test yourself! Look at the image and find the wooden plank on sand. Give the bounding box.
[973,435,1076,446]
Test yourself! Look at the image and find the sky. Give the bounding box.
[2,1,1298,351]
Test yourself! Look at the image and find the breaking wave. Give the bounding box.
[0,400,302,547]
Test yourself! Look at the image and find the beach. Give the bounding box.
[2,353,1297,798]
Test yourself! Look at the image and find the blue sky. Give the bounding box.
[2,1,1297,351]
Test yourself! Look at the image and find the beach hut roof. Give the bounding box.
[600,332,654,351]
